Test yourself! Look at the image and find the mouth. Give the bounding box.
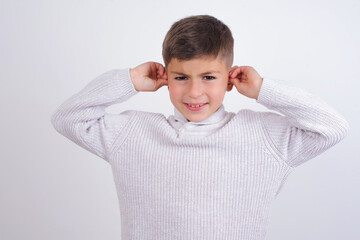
[184,103,208,111]
[186,103,206,107]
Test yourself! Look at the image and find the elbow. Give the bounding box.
[50,108,65,133]
[338,117,350,140]
[50,110,59,131]
[322,116,350,146]
[332,114,350,140]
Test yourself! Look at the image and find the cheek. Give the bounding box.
[168,84,183,101]
[209,89,225,100]
[213,80,228,91]
[207,82,227,101]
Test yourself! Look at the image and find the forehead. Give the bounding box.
[167,55,227,73]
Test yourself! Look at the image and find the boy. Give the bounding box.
[51,15,349,240]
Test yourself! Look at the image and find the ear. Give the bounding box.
[226,65,238,91]
[226,75,234,91]
[226,82,234,91]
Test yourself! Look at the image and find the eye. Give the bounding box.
[204,76,215,80]
[175,76,187,80]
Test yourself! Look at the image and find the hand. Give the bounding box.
[130,62,168,91]
[228,66,263,100]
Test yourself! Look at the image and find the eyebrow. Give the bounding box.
[171,71,221,76]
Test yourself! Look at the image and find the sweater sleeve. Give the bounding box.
[51,68,138,162]
[256,77,349,167]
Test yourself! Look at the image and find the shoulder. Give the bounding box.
[234,108,283,120]
[231,109,286,132]
[125,110,168,126]
[109,110,169,148]
[133,110,167,119]
[233,108,263,123]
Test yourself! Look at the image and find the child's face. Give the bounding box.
[166,55,232,122]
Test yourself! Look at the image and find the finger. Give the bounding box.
[157,68,167,80]
[154,63,162,77]
[231,77,240,86]
[231,77,244,92]
[238,66,252,76]
[233,78,251,96]
[229,66,236,76]
[156,78,168,90]
[163,71,168,80]
[156,63,167,79]
[150,62,157,78]
[157,63,164,75]
[232,78,243,94]
[230,67,241,78]
[229,65,239,74]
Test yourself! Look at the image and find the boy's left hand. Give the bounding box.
[228,66,263,100]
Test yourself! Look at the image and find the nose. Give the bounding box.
[188,80,203,98]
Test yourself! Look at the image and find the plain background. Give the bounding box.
[1,0,359,239]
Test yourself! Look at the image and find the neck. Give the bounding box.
[167,105,233,137]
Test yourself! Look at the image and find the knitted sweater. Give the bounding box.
[51,68,349,240]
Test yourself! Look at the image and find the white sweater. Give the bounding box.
[51,68,349,240]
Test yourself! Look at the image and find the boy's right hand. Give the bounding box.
[130,62,168,92]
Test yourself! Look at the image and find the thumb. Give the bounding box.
[154,75,168,90]
[231,77,247,95]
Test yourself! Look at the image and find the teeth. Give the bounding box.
[188,104,204,108]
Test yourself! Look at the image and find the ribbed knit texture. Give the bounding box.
[51,68,349,240]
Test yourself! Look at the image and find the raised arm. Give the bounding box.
[51,68,138,162]
[51,62,168,162]
[256,77,349,167]
[229,66,350,167]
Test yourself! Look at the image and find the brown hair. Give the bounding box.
[162,15,234,69]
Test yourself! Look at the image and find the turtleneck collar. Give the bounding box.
[167,104,233,137]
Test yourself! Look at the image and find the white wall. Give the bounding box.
[1,0,359,239]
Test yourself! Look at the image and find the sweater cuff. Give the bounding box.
[255,77,297,109]
[97,67,139,103]
[81,67,139,104]
[118,68,138,96]
[256,77,278,106]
